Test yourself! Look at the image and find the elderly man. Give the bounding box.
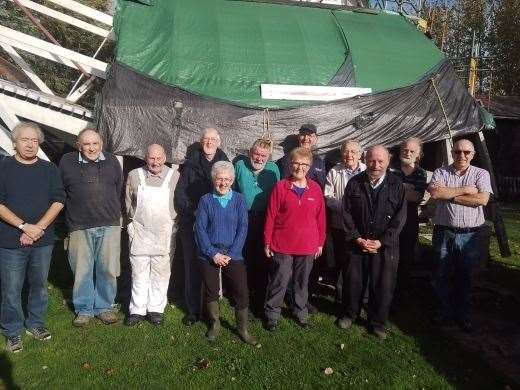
[390,138,428,300]
[324,139,366,301]
[428,139,492,332]
[277,124,326,188]
[59,128,123,327]
[0,122,64,353]
[125,144,179,326]
[174,127,229,326]
[234,138,280,316]
[339,145,406,339]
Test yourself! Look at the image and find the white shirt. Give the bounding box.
[324,161,366,229]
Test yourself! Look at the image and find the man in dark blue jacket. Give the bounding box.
[338,145,406,340]
[174,127,228,326]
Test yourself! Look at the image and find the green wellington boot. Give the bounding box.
[235,308,258,346]
[206,301,221,341]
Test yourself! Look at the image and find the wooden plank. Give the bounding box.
[0,43,54,94]
[0,26,107,78]
[261,84,372,101]
[45,0,113,26]
[7,0,111,38]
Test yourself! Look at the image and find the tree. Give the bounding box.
[489,0,520,95]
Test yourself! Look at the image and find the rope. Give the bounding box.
[262,108,274,152]
[430,76,453,145]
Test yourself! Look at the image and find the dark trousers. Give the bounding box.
[331,228,347,302]
[244,213,268,315]
[396,204,419,294]
[200,260,249,310]
[265,253,314,322]
[433,227,480,322]
[179,224,202,316]
[342,250,398,329]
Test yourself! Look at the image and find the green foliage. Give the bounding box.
[489,0,520,95]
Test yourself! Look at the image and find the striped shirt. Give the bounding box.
[430,164,492,228]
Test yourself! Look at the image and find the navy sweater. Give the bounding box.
[194,191,248,261]
[59,152,122,232]
[0,157,65,248]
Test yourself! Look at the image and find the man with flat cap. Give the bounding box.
[277,124,326,189]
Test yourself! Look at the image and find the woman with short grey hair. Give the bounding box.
[194,161,257,345]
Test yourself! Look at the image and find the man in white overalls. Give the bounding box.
[125,144,179,326]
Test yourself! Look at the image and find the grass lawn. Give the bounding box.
[1,204,519,389]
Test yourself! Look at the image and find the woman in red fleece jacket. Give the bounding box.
[263,147,326,330]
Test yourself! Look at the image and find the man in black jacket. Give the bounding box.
[174,127,228,326]
[338,145,406,339]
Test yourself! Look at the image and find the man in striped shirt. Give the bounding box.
[428,139,492,332]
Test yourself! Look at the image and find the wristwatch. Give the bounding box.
[17,222,26,230]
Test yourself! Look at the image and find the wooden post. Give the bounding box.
[474,131,511,257]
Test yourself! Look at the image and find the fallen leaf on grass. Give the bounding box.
[42,366,48,370]
[82,362,92,370]
[324,367,333,375]
[340,343,345,350]
[195,359,210,370]
[255,343,262,349]
[105,368,115,376]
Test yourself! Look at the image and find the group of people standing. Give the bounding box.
[0,121,491,354]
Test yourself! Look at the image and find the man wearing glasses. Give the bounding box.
[428,139,492,332]
[59,128,123,327]
[174,127,228,326]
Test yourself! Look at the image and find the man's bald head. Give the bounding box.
[366,144,390,180]
[146,143,167,175]
[146,143,166,158]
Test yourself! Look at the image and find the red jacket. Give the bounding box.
[264,178,326,255]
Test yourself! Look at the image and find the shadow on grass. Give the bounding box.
[0,352,20,390]
[390,242,519,389]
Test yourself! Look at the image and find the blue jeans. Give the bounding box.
[433,227,481,322]
[68,226,121,316]
[0,245,53,337]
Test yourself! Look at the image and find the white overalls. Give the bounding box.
[128,168,175,315]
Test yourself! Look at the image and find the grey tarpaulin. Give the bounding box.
[96,59,493,164]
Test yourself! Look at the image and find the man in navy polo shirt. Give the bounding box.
[0,122,64,353]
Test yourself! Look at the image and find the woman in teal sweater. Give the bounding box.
[194,161,257,345]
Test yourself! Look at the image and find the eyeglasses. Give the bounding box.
[291,161,310,168]
[215,177,232,183]
[202,137,219,143]
[453,150,473,155]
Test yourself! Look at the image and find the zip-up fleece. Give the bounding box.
[264,178,326,255]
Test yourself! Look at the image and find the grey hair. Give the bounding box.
[77,127,102,143]
[340,139,362,153]
[211,161,235,181]
[366,144,390,158]
[11,122,44,144]
[200,126,221,141]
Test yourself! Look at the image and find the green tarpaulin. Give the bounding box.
[114,0,444,108]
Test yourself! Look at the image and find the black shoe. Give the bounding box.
[125,314,145,326]
[182,314,197,326]
[433,314,456,328]
[307,302,318,315]
[147,312,164,326]
[265,319,278,332]
[457,319,474,333]
[296,319,312,329]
